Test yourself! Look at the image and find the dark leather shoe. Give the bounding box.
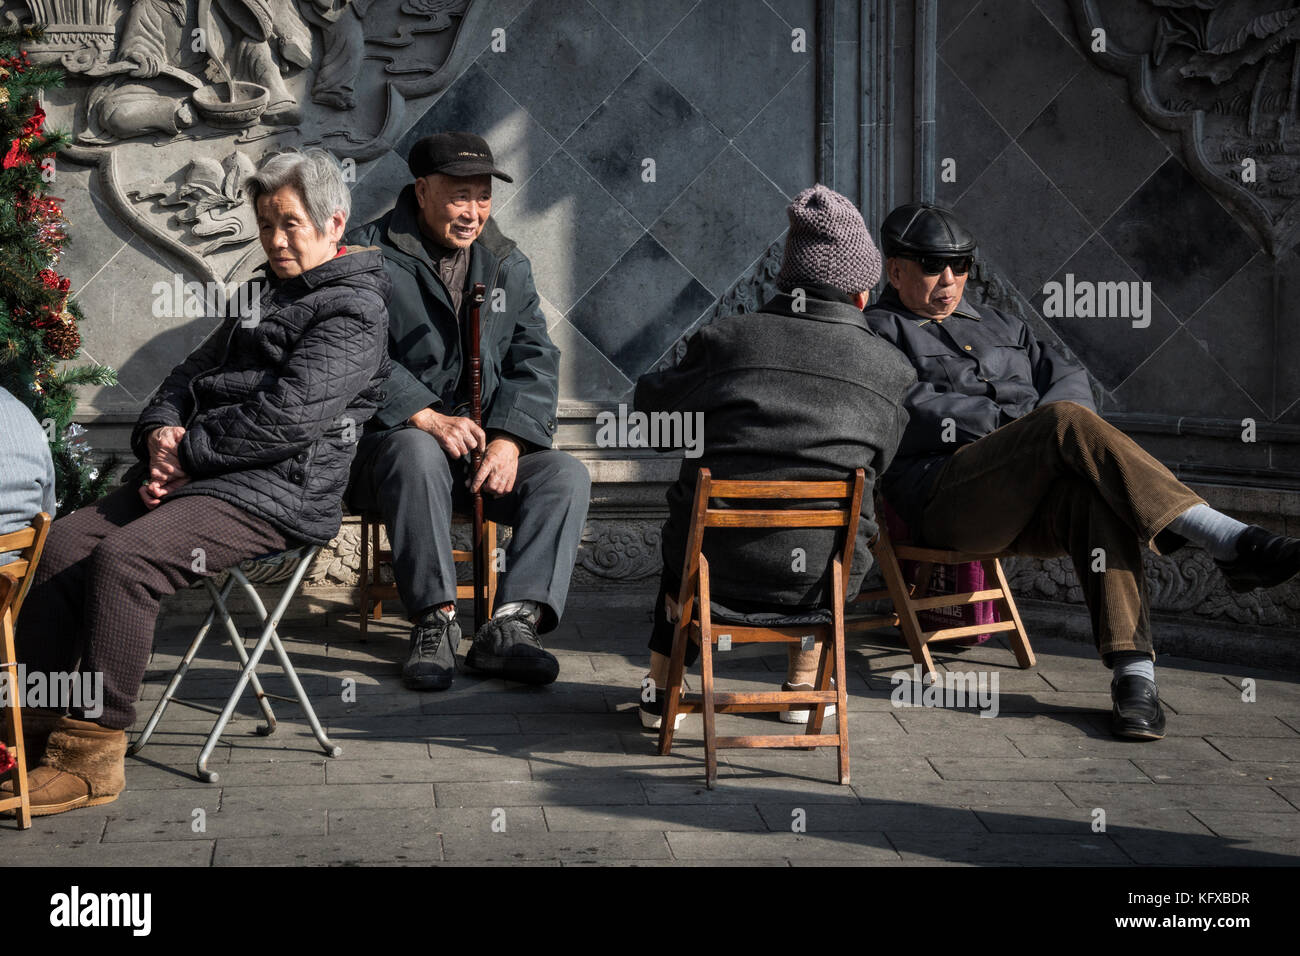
[403,612,460,691]
[1216,525,1300,592]
[465,613,559,685]
[1111,676,1166,740]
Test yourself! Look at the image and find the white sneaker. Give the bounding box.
[639,695,687,730]
[638,675,689,730]
[779,680,838,723]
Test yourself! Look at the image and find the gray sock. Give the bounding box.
[1164,504,1249,561]
[1112,657,1156,685]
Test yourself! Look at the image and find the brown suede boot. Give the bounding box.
[0,716,126,817]
[13,709,65,770]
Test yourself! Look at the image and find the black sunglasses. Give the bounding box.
[899,254,973,276]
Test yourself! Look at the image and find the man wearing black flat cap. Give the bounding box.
[345,131,591,693]
[865,201,1300,740]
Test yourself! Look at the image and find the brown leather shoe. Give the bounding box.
[0,716,126,817]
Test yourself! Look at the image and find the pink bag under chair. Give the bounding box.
[879,500,1000,645]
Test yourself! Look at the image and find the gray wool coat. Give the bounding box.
[635,291,916,606]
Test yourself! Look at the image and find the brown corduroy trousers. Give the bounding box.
[15,485,288,730]
[918,401,1204,659]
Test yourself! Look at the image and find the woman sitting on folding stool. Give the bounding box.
[2,148,391,817]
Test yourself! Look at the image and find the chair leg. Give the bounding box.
[484,520,498,621]
[987,559,1035,669]
[208,578,279,736]
[832,567,850,785]
[657,615,690,757]
[195,556,340,782]
[698,559,718,789]
[129,574,237,758]
[699,620,717,789]
[226,562,340,756]
[3,611,32,829]
[806,634,833,740]
[877,541,939,682]
[359,518,371,642]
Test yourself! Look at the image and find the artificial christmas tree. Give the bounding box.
[0,26,116,515]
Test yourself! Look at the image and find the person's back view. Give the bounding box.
[634,184,916,728]
[0,386,56,564]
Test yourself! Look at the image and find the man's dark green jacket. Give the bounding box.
[344,184,559,449]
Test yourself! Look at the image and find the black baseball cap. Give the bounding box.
[407,131,514,182]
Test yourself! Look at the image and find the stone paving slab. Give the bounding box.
[1188,810,1300,838]
[1007,734,1223,759]
[3,609,1299,866]
[931,757,1151,782]
[1133,758,1300,786]
[442,829,674,862]
[889,833,1130,864]
[665,830,900,862]
[1059,783,1297,812]
[972,807,1214,835]
[212,834,444,866]
[1107,833,1300,866]
[328,806,550,835]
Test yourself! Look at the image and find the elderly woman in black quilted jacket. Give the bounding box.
[2,148,391,817]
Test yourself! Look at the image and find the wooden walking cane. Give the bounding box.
[468,282,488,634]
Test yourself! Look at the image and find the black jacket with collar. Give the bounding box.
[635,291,916,606]
[131,247,392,545]
[863,285,1096,535]
[344,184,560,450]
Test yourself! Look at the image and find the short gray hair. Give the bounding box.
[245,148,351,233]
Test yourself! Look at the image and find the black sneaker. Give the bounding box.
[402,610,460,691]
[1111,675,1166,740]
[1216,525,1300,593]
[465,613,559,685]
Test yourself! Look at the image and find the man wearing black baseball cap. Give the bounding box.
[345,132,591,693]
[865,201,1300,740]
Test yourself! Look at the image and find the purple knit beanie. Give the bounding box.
[776,184,881,296]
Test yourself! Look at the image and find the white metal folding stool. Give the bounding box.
[129,545,340,782]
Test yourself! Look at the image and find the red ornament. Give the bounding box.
[21,103,45,136]
[3,104,46,169]
[3,136,31,169]
[0,741,14,776]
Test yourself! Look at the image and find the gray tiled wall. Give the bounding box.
[934,0,1300,487]
[391,0,816,403]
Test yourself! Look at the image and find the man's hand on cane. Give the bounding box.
[471,436,522,496]
[408,407,519,495]
[409,406,485,459]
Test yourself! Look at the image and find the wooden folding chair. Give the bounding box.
[659,469,864,788]
[851,517,1034,683]
[357,512,498,638]
[0,512,52,830]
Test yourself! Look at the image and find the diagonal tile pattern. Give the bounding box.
[394,0,819,400]
[940,0,1277,438]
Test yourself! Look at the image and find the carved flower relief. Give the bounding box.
[578,523,663,580]
[127,151,258,253]
[307,524,364,586]
[400,0,471,30]
[1003,549,1300,628]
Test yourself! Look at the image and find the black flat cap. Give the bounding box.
[879,202,976,258]
[408,131,514,182]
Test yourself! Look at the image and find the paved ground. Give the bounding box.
[4,602,1300,866]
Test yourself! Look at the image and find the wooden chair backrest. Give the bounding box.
[680,469,866,604]
[0,512,52,623]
